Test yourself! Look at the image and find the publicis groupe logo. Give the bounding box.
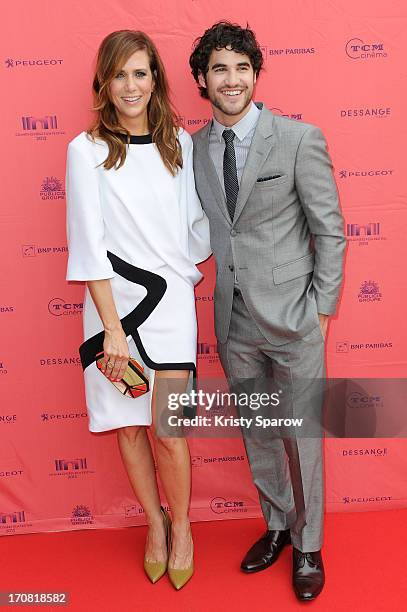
[16,115,65,140]
[343,495,391,504]
[5,58,63,68]
[41,411,87,422]
[0,361,9,376]
[40,176,65,200]
[336,340,392,353]
[261,45,315,58]
[346,392,384,409]
[346,222,386,247]
[340,107,391,119]
[339,169,394,179]
[271,107,303,121]
[210,497,248,514]
[71,505,94,526]
[48,298,83,316]
[22,245,68,257]
[345,38,387,60]
[51,458,94,479]
[342,447,388,457]
[0,305,14,313]
[358,280,382,303]
[40,356,81,367]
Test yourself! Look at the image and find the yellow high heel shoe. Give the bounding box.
[144,506,171,584]
[167,523,194,590]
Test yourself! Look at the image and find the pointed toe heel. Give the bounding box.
[143,506,171,584]
[144,559,167,584]
[168,563,194,590]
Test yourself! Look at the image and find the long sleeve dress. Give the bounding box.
[66,129,211,432]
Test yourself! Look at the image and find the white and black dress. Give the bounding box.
[66,129,211,432]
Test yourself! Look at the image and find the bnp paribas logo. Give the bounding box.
[40,176,65,200]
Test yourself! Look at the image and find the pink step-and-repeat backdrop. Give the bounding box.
[1,0,407,535]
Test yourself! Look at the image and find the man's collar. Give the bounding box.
[211,101,261,143]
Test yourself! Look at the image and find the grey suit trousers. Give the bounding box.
[217,290,325,552]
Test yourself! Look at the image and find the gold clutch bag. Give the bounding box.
[95,352,149,398]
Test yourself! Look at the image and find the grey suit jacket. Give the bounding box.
[192,104,346,345]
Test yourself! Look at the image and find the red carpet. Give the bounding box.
[1,510,406,611]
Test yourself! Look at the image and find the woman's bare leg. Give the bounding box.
[117,425,166,563]
[152,370,193,569]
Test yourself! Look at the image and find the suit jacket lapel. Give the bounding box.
[196,122,231,225]
[232,106,274,225]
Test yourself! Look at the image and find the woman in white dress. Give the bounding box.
[66,30,211,589]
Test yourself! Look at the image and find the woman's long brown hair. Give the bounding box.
[88,30,182,175]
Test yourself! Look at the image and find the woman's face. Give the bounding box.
[109,49,154,133]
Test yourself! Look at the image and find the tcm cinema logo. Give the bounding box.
[22,245,68,257]
[51,458,94,479]
[339,169,394,179]
[48,298,83,317]
[271,107,303,121]
[0,362,8,376]
[0,510,32,533]
[40,176,65,200]
[358,280,382,303]
[210,497,248,514]
[5,58,63,68]
[346,222,386,246]
[16,115,65,140]
[340,107,391,119]
[335,341,392,353]
[71,505,94,526]
[345,38,387,60]
[262,45,316,58]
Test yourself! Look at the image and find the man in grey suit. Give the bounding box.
[189,22,345,601]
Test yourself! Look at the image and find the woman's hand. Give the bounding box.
[101,325,129,382]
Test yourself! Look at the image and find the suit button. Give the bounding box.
[228,264,234,271]
[230,229,237,237]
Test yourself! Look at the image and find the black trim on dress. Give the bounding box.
[79,251,196,375]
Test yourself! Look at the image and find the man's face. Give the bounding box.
[198,47,256,123]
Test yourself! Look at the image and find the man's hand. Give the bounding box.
[318,314,329,340]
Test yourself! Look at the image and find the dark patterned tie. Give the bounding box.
[222,129,239,221]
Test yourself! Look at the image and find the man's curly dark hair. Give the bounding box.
[189,21,264,99]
